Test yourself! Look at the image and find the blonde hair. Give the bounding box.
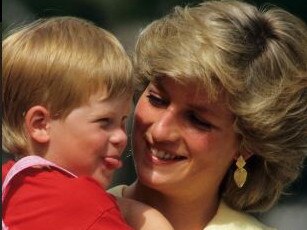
[134,0,307,212]
[2,16,133,156]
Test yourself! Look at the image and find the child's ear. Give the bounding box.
[25,105,51,143]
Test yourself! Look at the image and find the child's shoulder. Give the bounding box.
[65,176,119,209]
[3,162,115,209]
[2,160,15,181]
[3,166,127,229]
[23,169,116,209]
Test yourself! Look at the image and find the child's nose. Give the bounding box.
[110,128,128,150]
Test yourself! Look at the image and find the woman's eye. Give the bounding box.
[188,112,213,131]
[146,94,168,107]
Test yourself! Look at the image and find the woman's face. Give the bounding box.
[132,77,238,198]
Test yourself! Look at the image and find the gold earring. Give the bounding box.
[234,155,247,188]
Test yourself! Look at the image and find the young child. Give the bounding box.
[2,17,173,230]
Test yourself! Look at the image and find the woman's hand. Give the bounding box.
[116,197,174,230]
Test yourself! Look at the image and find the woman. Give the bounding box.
[110,0,307,229]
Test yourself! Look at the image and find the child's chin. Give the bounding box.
[95,173,113,189]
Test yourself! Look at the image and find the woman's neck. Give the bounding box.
[124,181,220,230]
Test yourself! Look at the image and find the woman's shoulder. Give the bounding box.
[205,201,276,230]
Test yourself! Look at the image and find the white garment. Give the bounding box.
[108,185,276,230]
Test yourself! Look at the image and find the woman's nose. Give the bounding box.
[150,110,180,143]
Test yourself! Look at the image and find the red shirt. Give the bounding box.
[2,160,132,230]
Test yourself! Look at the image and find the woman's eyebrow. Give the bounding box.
[151,78,166,92]
[188,104,220,118]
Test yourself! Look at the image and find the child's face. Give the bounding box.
[46,93,132,188]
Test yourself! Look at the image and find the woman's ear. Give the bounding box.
[242,151,253,161]
[234,150,253,161]
[25,105,51,143]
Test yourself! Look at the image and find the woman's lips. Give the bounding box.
[146,147,187,164]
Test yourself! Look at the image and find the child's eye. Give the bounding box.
[97,118,112,128]
[146,94,168,107]
[187,112,213,131]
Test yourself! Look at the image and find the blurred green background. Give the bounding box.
[3,0,307,55]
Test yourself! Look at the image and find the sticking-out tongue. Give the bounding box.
[103,157,122,169]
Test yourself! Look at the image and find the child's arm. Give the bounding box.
[116,197,174,230]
